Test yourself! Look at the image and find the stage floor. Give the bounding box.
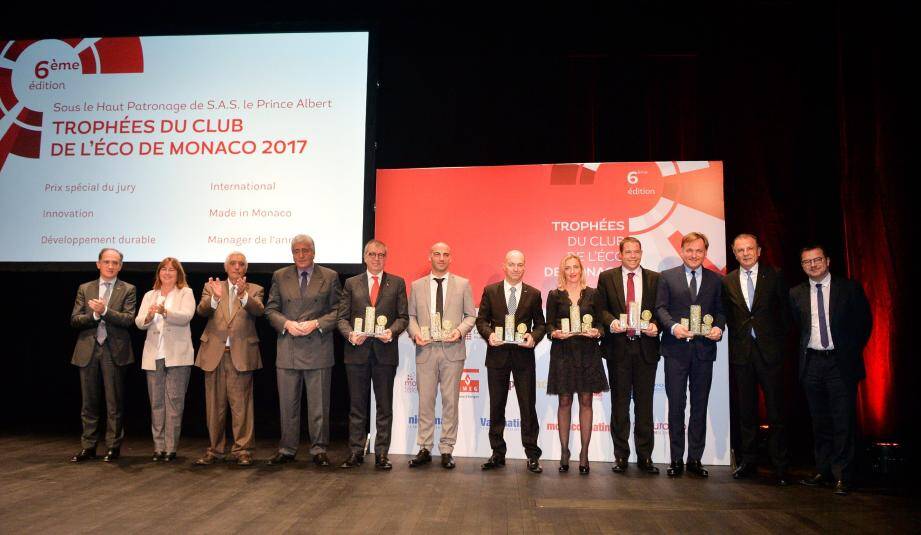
[0,434,916,534]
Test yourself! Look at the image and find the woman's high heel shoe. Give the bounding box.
[579,463,590,474]
[559,448,571,473]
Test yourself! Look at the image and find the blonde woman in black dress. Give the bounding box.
[546,254,609,473]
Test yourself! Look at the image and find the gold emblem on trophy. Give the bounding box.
[582,314,593,334]
[375,314,387,335]
[702,314,714,334]
[640,310,653,330]
[515,322,527,342]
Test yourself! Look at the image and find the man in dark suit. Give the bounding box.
[337,239,408,470]
[475,250,547,473]
[264,234,341,467]
[722,234,791,485]
[69,248,137,463]
[596,236,661,474]
[790,245,871,496]
[655,232,725,477]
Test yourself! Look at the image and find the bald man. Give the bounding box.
[475,250,547,473]
[406,243,476,469]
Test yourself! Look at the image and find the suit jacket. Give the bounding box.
[135,286,196,370]
[656,265,726,361]
[789,274,872,382]
[265,265,341,370]
[195,280,265,372]
[475,281,547,369]
[70,278,137,366]
[596,266,661,364]
[336,272,409,366]
[722,264,791,366]
[407,273,477,364]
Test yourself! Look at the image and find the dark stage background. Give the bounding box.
[1,3,912,471]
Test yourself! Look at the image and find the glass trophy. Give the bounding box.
[353,317,364,333]
[628,301,641,332]
[640,310,652,330]
[702,314,714,335]
[495,326,504,341]
[430,312,443,341]
[363,306,376,335]
[569,305,581,334]
[504,314,516,342]
[619,313,628,329]
[442,319,454,340]
[680,318,690,331]
[420,326,431,341]
[689,305,702,335]
[375,315,387,335]
[560,318,570,333]
[581,314,593,334]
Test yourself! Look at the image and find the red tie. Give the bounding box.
[627,272,638,336]
[370,275,380,306]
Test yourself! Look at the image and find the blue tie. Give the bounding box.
[816,283,829,348]
[746,271,756,338]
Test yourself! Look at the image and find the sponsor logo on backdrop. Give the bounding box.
[654,421,670,434]
[459,368,479,395]
[545,422,611,432]
[407,415,442,428]
[480,418,521,429]
[404,372,417,393]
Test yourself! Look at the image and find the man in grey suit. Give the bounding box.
[70,248,137,463]
[265,234,341,466]
[337,239,409,470]
[406,242,476,469]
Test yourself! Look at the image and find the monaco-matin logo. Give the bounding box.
[403,372,417,393]
[459,368,479,395]
[0,37,144,171]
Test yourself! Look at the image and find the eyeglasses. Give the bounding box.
[366,252,387,259]
[801,257,826,266]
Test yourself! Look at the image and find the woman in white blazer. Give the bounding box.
[135,257,195,462]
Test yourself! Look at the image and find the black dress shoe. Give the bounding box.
[776,471,789,486]
[267,452,296,466]
[637,458,660,474]
[339,452,364,468]
[559,447,570,473]
[800,473,833,487]
[481,454,506,470]
[163,452,177,462]
[313,453,330,466]
[666,460,684,477]
[70,448,96,463]
[152,451,167,462]
[527,457,543,474]
[408,448,432,468]
[686,460,708,477]
[102,448,120,462]
[833,480,849,495]
[732,462,757,479]
[375,454,392,470]
[611,457,628,473]
[441,453,456,469]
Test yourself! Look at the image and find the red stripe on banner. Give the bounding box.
[94,37,144,73]
[0,68,18,111]
[0,121,21,170]
[3,40,34,61]
[78,47,97,74]
[17,108,42,128]
[11,125,40,158]
[578,166,595,184]
[549,164,579,185]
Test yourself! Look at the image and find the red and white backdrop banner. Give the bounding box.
[373,161,729,464]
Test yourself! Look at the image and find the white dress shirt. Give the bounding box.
[807,273,835,350]
[92,276,117,320]
[429,272,450,314]
[503,280,523,312]
[740,263,759,310]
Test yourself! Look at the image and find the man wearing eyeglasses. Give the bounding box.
[337,239,409,470]
[790,245,871,496]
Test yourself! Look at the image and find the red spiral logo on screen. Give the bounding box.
[0,37,144,171]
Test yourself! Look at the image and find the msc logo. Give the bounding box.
[404,372,417,393]
[460,368,479,393]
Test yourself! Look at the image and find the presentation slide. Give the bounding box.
[375,161,729,463]
[0,32,370,264]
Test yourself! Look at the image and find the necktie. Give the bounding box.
[300,271,309,295]
[627,272,638,335]
[816,283,829,348]
[370,275,380,306]
[746,271,756,338]
[96,282,111,345]
[507,286,518,315]
[689,270,698,301]
[434,277,445,316]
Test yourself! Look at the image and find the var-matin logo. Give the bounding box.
[459,368,479,395]
[0,37,144,171]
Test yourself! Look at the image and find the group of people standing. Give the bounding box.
[68,231,871,496]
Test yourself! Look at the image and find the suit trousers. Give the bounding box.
[664,354,713,462]
[803,352,857,483]
[609,340,658,461]
[277,366,332,456]
[731,343,789,470]
[79,342,127,449]
[416,351,465,453]
[346,352,396,454]
[205,350,255,457]
[487,362,542,459]
[146,359,191,452]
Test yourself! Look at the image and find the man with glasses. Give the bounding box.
[265,234,342,467]
[790,245,871,496]
[337,239,409,470]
